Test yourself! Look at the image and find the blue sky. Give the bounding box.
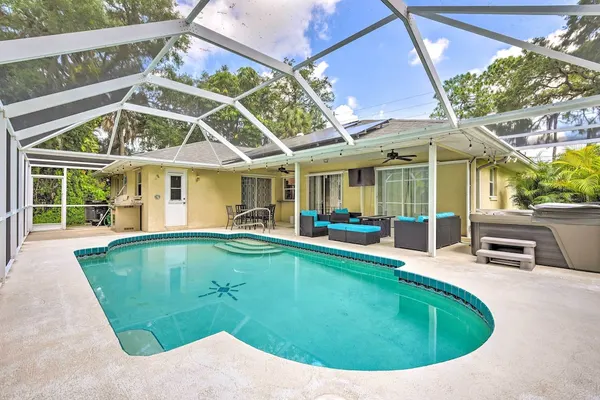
[176,0,579,123]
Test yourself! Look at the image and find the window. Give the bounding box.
[170,175,182,201]
[489,168,497,198]
[241,176,272,208]
[282,177,295,201]
[111,174,127,197]
[376,166,428,217]
[135,170,142,197]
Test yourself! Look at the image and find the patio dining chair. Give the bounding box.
[236,204,249,229]
[267,204,276,229]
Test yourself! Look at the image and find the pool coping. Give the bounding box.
[74,231,494,330]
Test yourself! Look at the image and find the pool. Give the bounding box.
[77,235,493,371]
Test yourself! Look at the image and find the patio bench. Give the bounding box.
[476,236,536,271]
[328,223,381,246]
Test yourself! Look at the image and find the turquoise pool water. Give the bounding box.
[78,239,492,371]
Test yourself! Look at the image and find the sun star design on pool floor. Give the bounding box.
[198,281,247,301]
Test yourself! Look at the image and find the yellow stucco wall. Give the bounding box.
[437,162,468,235]
[141,165,166,232]
[188,169,242,229]
[131,152,518,233]
[477,164,517,210]
[138,166,279,231]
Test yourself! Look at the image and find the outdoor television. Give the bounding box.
[348,167,375,187]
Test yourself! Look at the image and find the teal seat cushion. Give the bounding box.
[436,212,455,219]
[397,216,416,222]
[328,223,381,233]
[314,221,330,228]
[416,215,429,223]
[349,217,360,223]
[334,208,349,214]
[301,210,318,223]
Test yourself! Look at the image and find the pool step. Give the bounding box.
[116,329,164,356]
[214,242,283,255]
[232,238,272,247]
[226,240,275,251]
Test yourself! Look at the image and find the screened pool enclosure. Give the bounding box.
[2,1,600,280]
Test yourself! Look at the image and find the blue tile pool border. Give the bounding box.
[74,231,494,330]
[394,269,495,330]
[73,231,406,269]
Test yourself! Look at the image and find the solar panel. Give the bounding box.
[222,119,391,163]
[346,120,390,137]
[291,119,390,146]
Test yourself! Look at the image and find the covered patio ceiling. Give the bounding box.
[2,2,600,170]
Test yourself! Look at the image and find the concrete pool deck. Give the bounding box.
[1,228,600,399]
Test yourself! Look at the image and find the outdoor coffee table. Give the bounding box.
[358,215,395,237]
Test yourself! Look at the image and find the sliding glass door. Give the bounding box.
[241,176,272,209]
[308,173,342,214]
[376,166,428,217]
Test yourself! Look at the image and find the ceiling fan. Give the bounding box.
[381,150,416,164]
[278,166,291,174]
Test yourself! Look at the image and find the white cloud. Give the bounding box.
[486,28,576,66]
[408,38,450,66]
[333,104,358,123]
[334,96,359,123]
[347,96,359,109]
[261,71,274,79]
[311,60,329,79]
[489,45,524,64]
[176,0,341,71]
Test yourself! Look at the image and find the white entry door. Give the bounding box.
[165,170,187,227]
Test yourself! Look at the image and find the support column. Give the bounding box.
[18,150,25,246]
[0,115,7,284]
[26,162,33,233]
[61,168,67,230]
[10,135,17,258]
[294,162,300,236]
[466,161,471,238]
[428,143,437,257]
[360,186,364,215]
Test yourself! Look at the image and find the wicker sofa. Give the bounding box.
[330,208,362,224]
[394,215,461,252]
[299,211,331,237]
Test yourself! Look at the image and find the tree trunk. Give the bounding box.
[551,114,558,161]
[119,128,126,156]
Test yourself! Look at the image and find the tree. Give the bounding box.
[509,163,574,209]
[553,145,600,202]
[431,1,600,160]
[430,72,496,120]
[509,145,600,208]
[3,0,340,225]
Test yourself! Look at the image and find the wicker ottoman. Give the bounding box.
[327,223,381,245]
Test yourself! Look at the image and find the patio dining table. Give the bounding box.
[358,215,395,238]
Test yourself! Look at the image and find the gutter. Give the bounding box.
[474,126,536,169]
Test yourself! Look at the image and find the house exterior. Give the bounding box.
[103,119,530,235]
